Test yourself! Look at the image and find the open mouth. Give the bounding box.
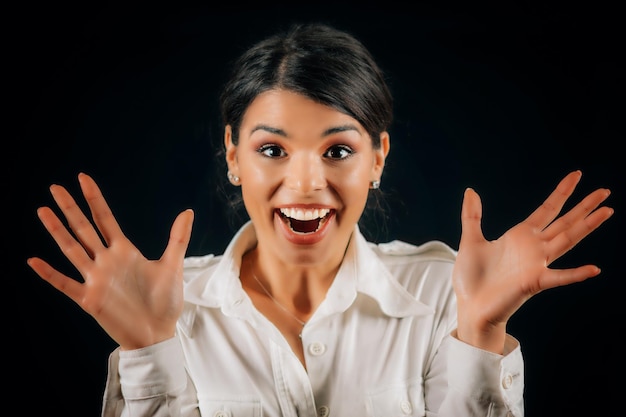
[278,208,332,234]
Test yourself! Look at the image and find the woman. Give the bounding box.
[27,23,613,416]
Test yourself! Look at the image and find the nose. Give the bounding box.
[284,152,327,193]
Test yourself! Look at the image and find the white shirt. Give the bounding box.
[102,221,524,416]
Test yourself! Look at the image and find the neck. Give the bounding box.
[249,247,339,299]
[241,248,339,316]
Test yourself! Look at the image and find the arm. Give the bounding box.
[27,173,197,416]
[101,338,201,417]
[427,171,610,416]
[425,332,524,417]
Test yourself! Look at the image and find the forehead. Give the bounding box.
[241,89,365,136]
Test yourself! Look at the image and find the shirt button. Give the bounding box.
[502,373,513,389]
[317,405,330,417]
[400,400,412,414]
[213,412,230,417]
[308,342,326,356]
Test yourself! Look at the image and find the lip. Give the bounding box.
[274,208,335,245]
[276,203,334,210]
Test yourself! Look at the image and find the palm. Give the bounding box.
[77,238,185,347]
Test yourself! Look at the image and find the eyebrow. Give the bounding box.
[249,124,361,138]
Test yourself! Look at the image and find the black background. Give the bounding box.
[9,2,624,415]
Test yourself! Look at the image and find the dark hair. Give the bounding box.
[216,23,393,238]
[219,23,393,147]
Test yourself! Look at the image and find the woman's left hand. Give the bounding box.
[452,170,613,353]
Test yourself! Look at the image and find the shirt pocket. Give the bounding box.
[366,377,426,417]
[198,397,262,417]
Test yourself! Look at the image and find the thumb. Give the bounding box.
[460,188,484,245]
[162,209,194,264]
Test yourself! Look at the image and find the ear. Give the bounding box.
[224,125,239,175]
[372,131,390,180]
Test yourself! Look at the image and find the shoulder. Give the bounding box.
[364,238,457,299]
[368,239,457,265]
[182,254,223,283]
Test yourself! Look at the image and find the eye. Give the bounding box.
[257,144,287,158]
[324,145,353,160]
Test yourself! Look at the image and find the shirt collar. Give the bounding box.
[181,221,433,330]
[182,222,256,307]
[324,224,434,318]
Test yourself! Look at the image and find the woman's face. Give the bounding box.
[225,89,389,267]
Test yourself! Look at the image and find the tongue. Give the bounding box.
[290,218,321,233]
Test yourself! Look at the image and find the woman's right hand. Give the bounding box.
[27,173,194,350]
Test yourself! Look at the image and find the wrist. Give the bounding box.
[455,321,507,354]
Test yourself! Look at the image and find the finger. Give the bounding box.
[459,188,485,245]
[545,205,614,264]
[37,206,96,272]
[538,264,602,291]
[78,173,126,246]
[49,183,107,257]
[524,170,582,231]
[542,187,611,241]
[161,209,194,267]
[27,257,85,304]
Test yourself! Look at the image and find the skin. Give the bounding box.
[27,89,613,361]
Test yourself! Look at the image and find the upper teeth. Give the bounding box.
[280,208,330,221]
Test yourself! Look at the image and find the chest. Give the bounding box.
[178,299,440,416]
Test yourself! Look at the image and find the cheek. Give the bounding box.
[329,169,371,202]
[240,156,279,184]
[239,160,281,206]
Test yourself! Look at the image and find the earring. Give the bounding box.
[227,171,240,185]
[370,180,380,190]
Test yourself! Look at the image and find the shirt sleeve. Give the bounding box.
[101,337,200,417]
[432,332,524,416]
